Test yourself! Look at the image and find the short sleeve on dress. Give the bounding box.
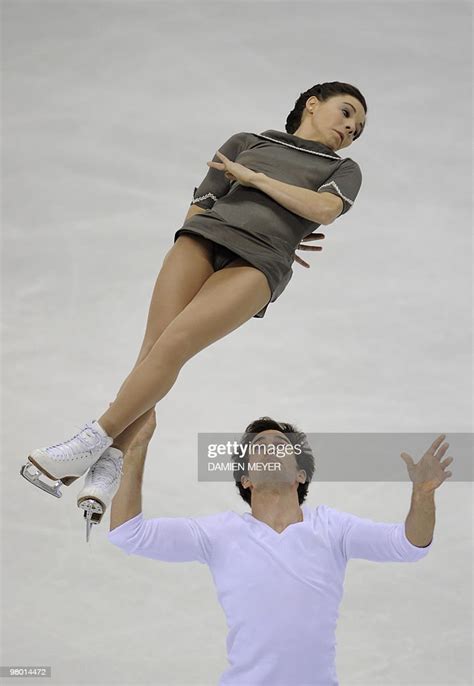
[316,159,363,216]
[190,131,251,209]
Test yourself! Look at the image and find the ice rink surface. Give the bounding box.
[2,1,472,685]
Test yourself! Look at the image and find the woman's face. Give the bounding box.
[294,94,366,151]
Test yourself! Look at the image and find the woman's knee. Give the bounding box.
[135,341,155,367]
[146,330,193,368]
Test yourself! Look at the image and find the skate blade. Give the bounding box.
[20,462,63,498]
[78,498,105,542]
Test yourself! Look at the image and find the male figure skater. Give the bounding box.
[107,411,453,686]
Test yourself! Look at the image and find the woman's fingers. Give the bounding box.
[301,233,325,241]
[294,255,310,268]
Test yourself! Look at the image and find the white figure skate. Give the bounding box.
[20,420,113,498]
[77,447,124,542]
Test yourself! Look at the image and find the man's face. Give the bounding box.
[301,94,366,151]
[241,430,306,491]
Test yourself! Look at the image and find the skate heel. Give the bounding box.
[77,497,106,542]
[75,447,123,542]
[60,475,80,486]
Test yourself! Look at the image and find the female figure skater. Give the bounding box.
[20,81,367,539]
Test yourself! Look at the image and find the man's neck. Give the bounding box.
[250,490,303,533]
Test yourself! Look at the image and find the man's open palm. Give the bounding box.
[400,434,454,494]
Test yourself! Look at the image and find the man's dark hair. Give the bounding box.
[286,81,368,140]
[232,416,316,506]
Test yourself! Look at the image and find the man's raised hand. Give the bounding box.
[400,434,454,494]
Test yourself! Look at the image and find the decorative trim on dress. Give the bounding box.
[254,133,341,160]
[317,180,354,206]
[192,192,217,204]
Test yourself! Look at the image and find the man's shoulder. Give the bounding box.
[191,509,244,531]
[305,503,354,530]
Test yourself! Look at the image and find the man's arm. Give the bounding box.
[401,433,454,547]
[109,444,147,532]
[107,411,214,564]
[404,487,435,547]
[340,435,453,562]
[336,507,433,563]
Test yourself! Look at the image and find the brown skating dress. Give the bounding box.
[175,130,363,318]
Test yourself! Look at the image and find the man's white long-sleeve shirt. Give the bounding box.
[108,503,432,686]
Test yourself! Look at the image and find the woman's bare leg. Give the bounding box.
[107,234,216,451]
[97,258,272,446]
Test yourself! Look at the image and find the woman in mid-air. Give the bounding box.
[21,81,367,540]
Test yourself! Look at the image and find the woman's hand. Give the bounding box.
[207,150,258,188]
[207,154,325,266]
[400,434,454,494]
[294,232,325,268]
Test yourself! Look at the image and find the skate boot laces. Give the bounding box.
[47,423,107,461]
[88,453,123,487]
